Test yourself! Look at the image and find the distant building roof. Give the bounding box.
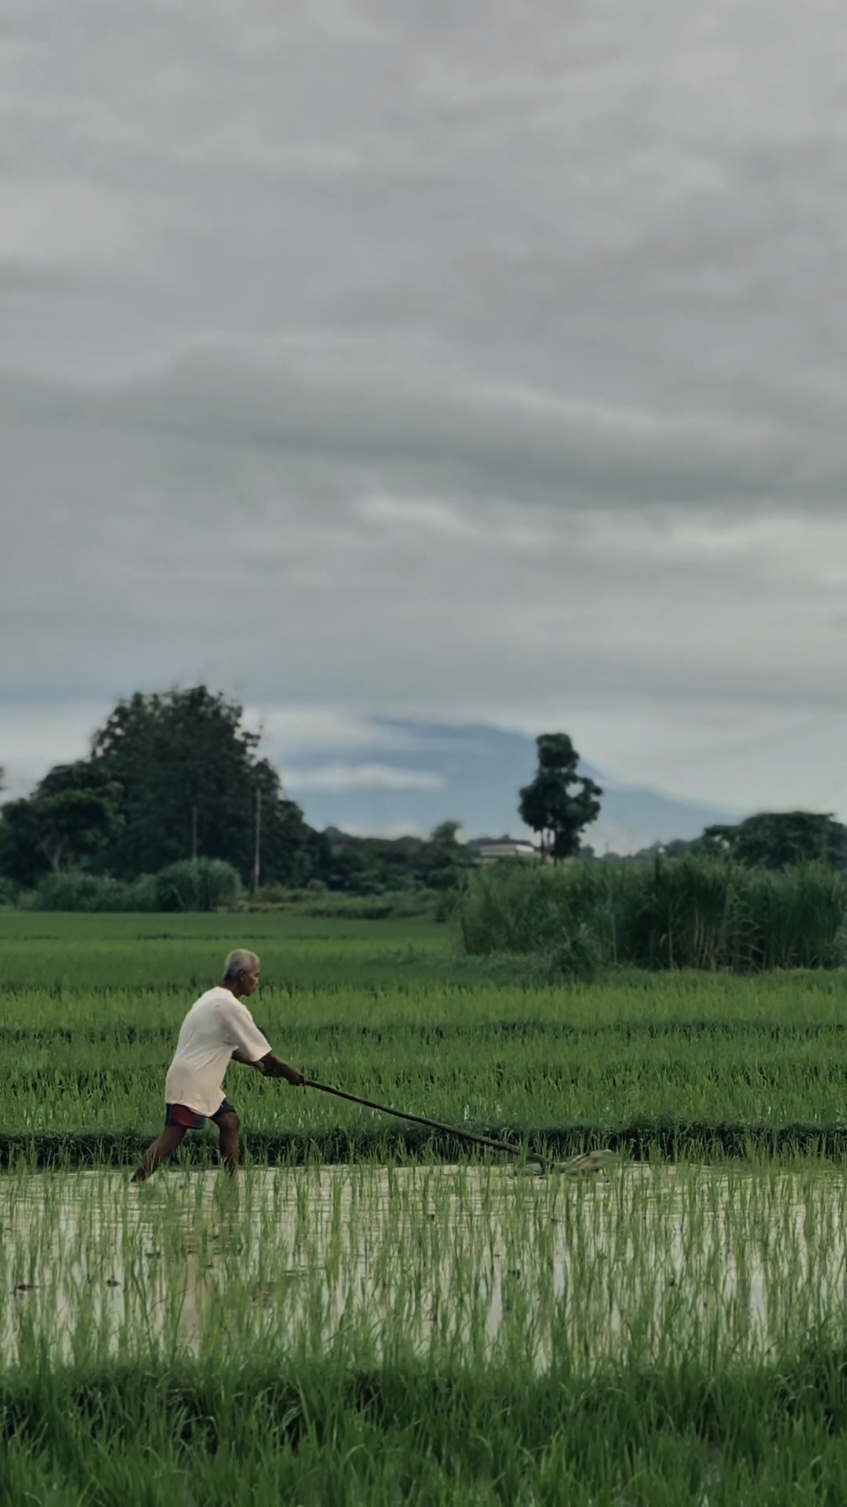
[476,841,538,863]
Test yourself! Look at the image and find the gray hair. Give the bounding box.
[223,949,260,980]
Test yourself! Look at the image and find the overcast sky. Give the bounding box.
[3,0,847,823]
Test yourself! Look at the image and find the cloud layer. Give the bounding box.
[3,1,847,816]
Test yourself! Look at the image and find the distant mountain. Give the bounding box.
[277,720,740,855]
[583,784,739,856]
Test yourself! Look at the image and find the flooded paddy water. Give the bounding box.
[3,1160,847,1369]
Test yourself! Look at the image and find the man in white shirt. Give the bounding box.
[131,948,304,1182]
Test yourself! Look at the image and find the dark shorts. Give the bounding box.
[165,1098,236,1131]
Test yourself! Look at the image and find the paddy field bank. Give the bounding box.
[4,908,847,1503]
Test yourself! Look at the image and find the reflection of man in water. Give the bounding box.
[132,949,304,1183]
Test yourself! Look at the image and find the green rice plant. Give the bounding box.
[3,913,847,1499]
[2,1163,847,1501]
[7,976,847,1155]
[4,910,847,1162]
[4,1161,847,1371]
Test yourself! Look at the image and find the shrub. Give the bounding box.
[154,858,241,912]
[25,860,242,912]
[25,873,159,912]
[459,856,847,972]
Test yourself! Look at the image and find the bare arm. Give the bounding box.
[231,1048,304,1086]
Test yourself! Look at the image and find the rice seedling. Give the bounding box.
[3,926,847,1160]
[2,1162,847,1501]
[3,910,847,1501]
[3,1161,845,1368]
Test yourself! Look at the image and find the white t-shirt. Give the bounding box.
[164,986,272,1116]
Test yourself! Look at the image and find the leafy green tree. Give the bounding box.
[86,687,313,885]
[33,790,119,872]
[518,734,602,862]
[430,820,462,845]
[698,811,847,871]
[313,825,472,894]
[0,799,47,887]
[321,839,383,894]
[0,687,316,889]
[37,759,117,800]
[0,786,119,883]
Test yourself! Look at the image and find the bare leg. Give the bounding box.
[131,1124,187,1183]
[216,1111,241,1174]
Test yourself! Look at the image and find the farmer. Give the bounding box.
[131,948,304,1182]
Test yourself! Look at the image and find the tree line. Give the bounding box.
[0,688,471,897]
[2,689,844,900]
[515,732,847,874]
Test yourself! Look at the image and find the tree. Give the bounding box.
[310,824,473,894]
[86,687,314,885]
[0,799,48,887]
[430,820,462,845]
[33,790,119,872]
[0,687,318,889]
[0,786,120,884]
[698,811,847,872]
[518,733,602,862]
[34,761,124,869]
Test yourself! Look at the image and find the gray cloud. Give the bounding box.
[4,0,847,813]
[283,762,446,792]
[2,358,791,509]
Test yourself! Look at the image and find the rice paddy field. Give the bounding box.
[5,910,847,1503]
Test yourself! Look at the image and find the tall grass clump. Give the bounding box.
[154,858,242,912]
[22,861,243,913]
[24,873,160,912]
[459,856,847,971]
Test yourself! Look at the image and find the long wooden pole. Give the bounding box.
[304,1078,576,1172]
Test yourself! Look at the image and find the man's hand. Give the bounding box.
[259,1052,305,1086]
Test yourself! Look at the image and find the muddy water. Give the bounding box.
[1,1163,846,1365]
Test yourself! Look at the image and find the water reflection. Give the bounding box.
[1,1164,846,1366]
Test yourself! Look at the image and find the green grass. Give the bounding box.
[0,908,454,990]
[5,911,847,1502]
[3,1162,847,1503]
[460,855,847,971]
[4,912,847,1161]
[7,1343,847,1505]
